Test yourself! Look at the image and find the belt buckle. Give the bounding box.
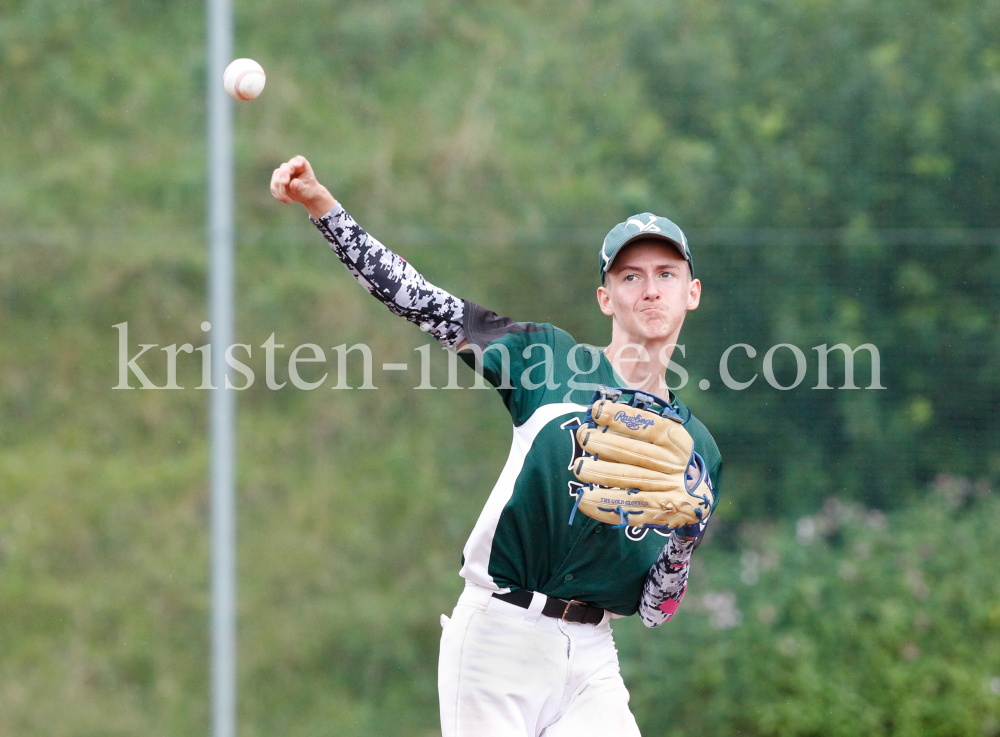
[561,600,588,623]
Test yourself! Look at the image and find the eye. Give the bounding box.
[624,274,639,282]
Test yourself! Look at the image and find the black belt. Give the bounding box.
[494,589,606,625]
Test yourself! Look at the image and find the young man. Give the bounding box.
[271,155,722,736]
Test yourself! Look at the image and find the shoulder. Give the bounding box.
[462,300,579,351]
[462,300,574,347]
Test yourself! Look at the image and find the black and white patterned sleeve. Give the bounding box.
[311,203,466,349]
[638,532,699,628]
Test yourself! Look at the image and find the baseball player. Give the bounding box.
[271,155,722,736]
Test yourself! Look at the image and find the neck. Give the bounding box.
[603,326,682,395]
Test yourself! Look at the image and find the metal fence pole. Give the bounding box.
[207,0,236,735]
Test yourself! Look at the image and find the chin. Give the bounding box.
[638,322,674,340]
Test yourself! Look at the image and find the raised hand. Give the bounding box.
[270,155,336,219]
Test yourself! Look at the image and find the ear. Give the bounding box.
[597,284,615,316]
[687,278,702,311]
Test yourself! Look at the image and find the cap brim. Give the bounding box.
[604,232,689,273]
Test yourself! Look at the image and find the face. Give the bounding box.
[596,239,701,343]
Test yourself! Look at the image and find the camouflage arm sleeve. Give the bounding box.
[311,203,466,349]
[638,531,700,628]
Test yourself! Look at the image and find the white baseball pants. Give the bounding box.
[438,581,642,737]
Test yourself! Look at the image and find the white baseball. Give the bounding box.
[223,58,266,101]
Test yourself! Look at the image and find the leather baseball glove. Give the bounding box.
[570,386,714,530]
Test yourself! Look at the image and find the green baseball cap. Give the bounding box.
[599,213,693,280]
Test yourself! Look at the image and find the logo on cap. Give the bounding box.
[625,216,662,233]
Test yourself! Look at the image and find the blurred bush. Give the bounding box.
[620,483,1000,737]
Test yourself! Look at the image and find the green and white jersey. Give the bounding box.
[311,204,723,617]
[457,303,722,616]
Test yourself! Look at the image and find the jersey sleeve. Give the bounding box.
[683,412,723,509]
[709,457,723,507]
[458,302,572,426]
[311,203,466,349]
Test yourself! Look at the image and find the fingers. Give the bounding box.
[269,155,323,208]
[270,156,311,204]
[269,162,294,203]
[284,155,313,188]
